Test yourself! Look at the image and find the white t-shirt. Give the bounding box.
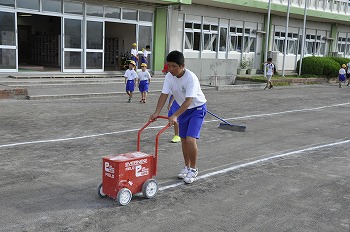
[162,69,206,109]
[265,63,274,76]
[131,49,138,58]
[124,69,137,81]
[143,50,149,58]
[347,63,350,74]
[138,70,151,81]
[339,68,346,75]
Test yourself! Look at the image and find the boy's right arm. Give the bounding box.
[150,93,168,121]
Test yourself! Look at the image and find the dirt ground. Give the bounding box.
[1,84,349,232]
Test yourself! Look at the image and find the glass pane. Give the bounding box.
[17,0,39,10]
[123,9,137,20]
[0,49,16,69]
[86,4,103,17]
[105,7,120,19]
[43,0,62,13]
[185,32,193,49]
[230,36,237,51]
[64,1,83,15]
[86,52,102,69]
[250,37,256,52]
[64,51,81,69]
[138,26,151,52]
[219,28,227,51]
[0,0,14,7]
[64,19,81,48]
[193,32,200,51]
[87,21,103,49]
[288,40,296,54]
[0,12,15,46]
[139,11,153,22]
[204,34,211,50]
[237,36,242,52]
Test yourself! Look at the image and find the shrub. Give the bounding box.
[296,56,324,75]
[327,57,350,67]
[323,58,340,79]
[296,56,340,78]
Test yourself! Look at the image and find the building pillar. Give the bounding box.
[153,8,167,73]
[329,23,337,53]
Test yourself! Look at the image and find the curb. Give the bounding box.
[216,84,266,91]
[27,90,163,100]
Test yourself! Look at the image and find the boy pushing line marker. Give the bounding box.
[149,51,207,184]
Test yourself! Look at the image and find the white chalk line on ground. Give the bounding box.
[1,102,349,149]
[158,139,350,191]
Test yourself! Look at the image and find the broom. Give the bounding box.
[206,110,246,132]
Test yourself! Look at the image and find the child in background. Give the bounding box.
[124,60,137,103]
[264,58,274,90]
[131,43,139,68]
[167,95,181,143]
[338,64,347,88]
[137,63,151,103]
[346,61,350,86]
[141,45,150,64]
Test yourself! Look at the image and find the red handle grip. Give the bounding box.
[137,116,171,155]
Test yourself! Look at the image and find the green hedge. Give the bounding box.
[327,57,350,67]
[296,56,341,78]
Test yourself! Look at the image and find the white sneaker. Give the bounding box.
[178,166,189,179]
[184,168,198,184]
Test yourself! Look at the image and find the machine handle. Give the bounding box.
[137,116,171,156]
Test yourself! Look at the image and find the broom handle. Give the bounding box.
[206,110,233,126]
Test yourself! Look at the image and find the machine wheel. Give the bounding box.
[142,179,158,199]
[98,183,106,198]
[116,188,132,206]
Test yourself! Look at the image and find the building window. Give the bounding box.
[346,38,350,57]
[86,4,103,17]
[219,27,227,51]
[274,31,298,54]
[184,22,201,51]
[139,11,153,22]
[123,9,137,21]
[229,27,243,52]
[43,0,62,13]
[337,37,346,53]
[0,11,15,46]
[17,0,39,10]
[104,7,120,19]
[0,0,15,7]
[64,1,83,15]
[315,35,326,55]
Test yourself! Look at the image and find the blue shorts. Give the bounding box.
[131,57,138,67]
[141,56,147,64]
[168,100,180,117]
[178,103,206,139]
[139,80,149,92]
[126,80,135,92]
[339,74,346,82]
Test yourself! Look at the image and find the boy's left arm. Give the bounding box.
[169,98,192,125]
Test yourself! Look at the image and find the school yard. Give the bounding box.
[1,83,349,232]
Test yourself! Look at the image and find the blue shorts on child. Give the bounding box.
[126,80,135,92]
[139,80,149,92]
[339,74,346,82]
[168,100,180,117]
[178,103,206,139]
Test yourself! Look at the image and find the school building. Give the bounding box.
[0,0,350,76]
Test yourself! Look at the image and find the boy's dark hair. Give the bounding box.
[146,45,150,49]
[267,58,272,62]
[166,50,185,66]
